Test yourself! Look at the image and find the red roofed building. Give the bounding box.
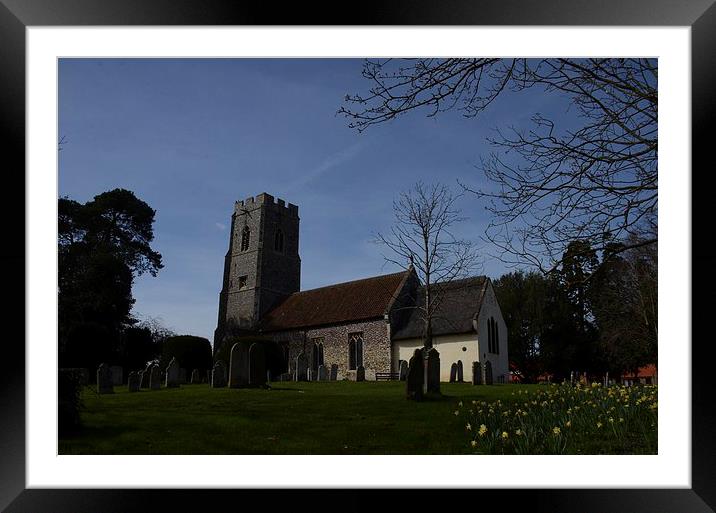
[213,193,509,382]
[621,364,658,386]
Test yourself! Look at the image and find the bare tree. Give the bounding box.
[341,58,657,275]
[375,182,479,348]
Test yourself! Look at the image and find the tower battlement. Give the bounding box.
[235,193,298,217]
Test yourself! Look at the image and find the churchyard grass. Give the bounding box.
[58,382,656,454]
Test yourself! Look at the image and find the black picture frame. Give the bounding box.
[1,1,714,511]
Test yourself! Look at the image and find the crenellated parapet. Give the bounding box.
[234,192,298,217]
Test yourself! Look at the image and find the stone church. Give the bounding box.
[213,192,509,383]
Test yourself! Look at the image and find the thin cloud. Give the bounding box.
[215,222,226,231]
[286,141,366,192]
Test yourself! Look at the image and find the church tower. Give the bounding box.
[213,192,300,351]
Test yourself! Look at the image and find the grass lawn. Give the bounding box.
[59,381,654,455]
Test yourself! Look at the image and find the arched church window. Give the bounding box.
[349,332,363,370]
[487,317,493,353]
[274,228,284,252]
[348,340,356,370]
[241,226,250,251]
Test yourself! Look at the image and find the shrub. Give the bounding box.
[58,369,84,435]
[160,335,212,373]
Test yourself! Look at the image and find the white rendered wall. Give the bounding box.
[394,333,479,382]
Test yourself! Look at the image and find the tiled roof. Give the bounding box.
[259,270,409,332]
[390,276,489,340]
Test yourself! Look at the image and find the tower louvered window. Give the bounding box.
[240,226,250,251]
[274,228,284,252]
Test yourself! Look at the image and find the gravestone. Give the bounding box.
[406,348,424,401]
[165,358,180,388]
[329,364,338,381]
[457,360,464,382]
[96,363,114,394]
[110,365,123,386]
[248,343,266,387]
[449,363,458,383]
[294,352,308,381]
[229,342,250,388]
[150,365,161,390]
[425,347,441,394]
[307,368,313,381]
[317,365,327,381]
[190,369,200,384]
[178,368,187,385]
[212,360,227,388]
[472,361,482,385]
[140,363,152,388]
[127,371,140,392]
[484,360,493,385]
[356,366,365,382]
[399,360,408,381]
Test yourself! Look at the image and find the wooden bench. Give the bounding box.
[375,372,400,381]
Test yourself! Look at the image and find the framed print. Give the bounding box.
[1,0,715,511]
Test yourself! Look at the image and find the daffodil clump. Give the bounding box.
[458,383,657,454]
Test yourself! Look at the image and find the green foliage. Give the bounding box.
[495,237,656,380]
[58,369,85,435]
[161,335,212,372]
[121,326,160,372]
[493,271,548,383]
[60,322,117,371]
[58,188,162,365]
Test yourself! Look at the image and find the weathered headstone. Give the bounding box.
[294,352,308,381]
[317,365,327,381]
[150,365,161,390]
[178,368,187,385]
[165,358,180,388]
[399,360,408,381]
[127,371,140,392]
[356,366,366,382]
[425,347,441,394]
[307,368,313,381]
[229,342,250,388]
[140,363,152,388]
[212,360,227,388]
[457,360,464,382]
[449,363,458,383]
[96,363,114,394]
[190,368,200,384]
[484,360,493,385]
[472,361,482,385]
[329,364,338,381]
[406,348,424,401]
[110,365,123,386]
[248,343,266,387]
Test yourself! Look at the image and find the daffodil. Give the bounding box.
[466,423,472,431]
[552,427,561,435]
[478,424,488,436]
[470,440,477,448]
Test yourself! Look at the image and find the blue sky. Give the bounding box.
[58,58,570,342]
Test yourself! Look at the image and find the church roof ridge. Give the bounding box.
[289,269,408,296]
